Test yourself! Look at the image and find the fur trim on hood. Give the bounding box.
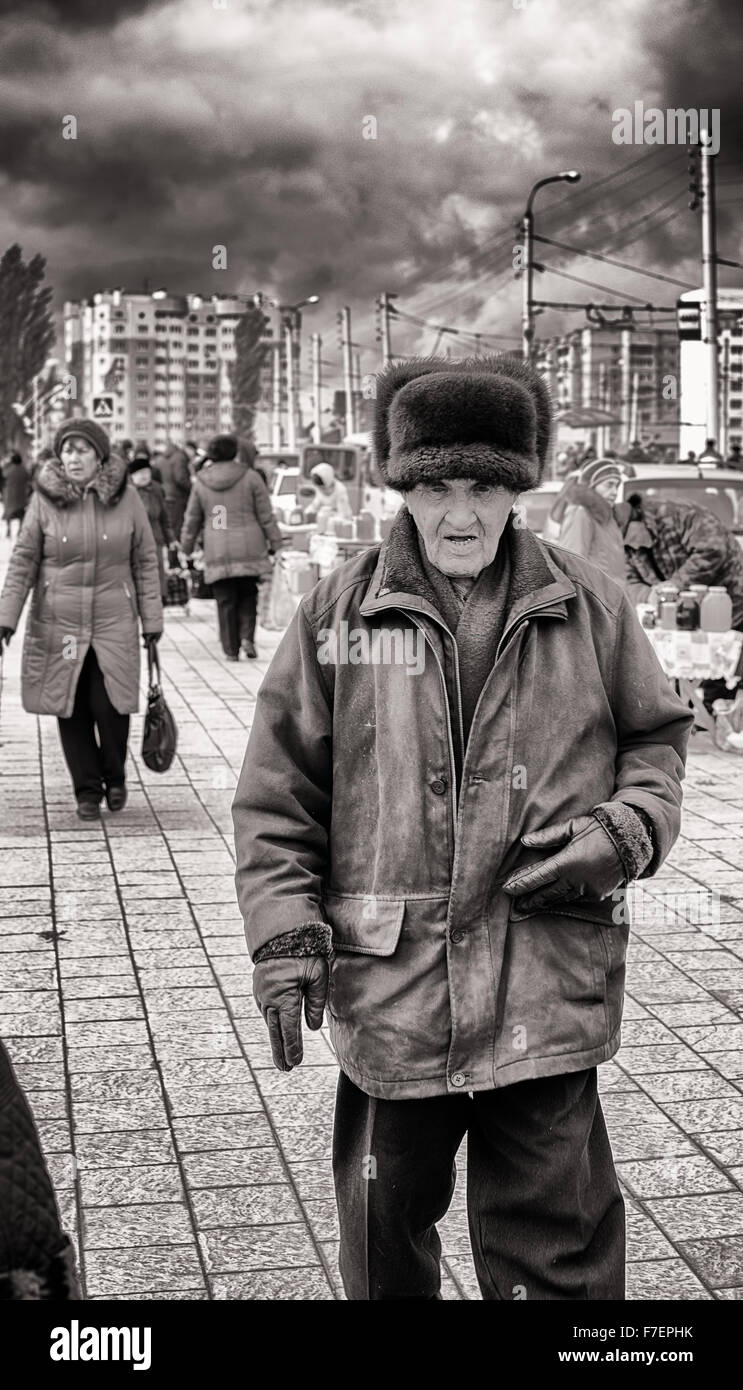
[36,453,129,510]
[372,353,552,494]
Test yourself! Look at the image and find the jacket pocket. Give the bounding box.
[322,891,405,956]
[509,889,626,930]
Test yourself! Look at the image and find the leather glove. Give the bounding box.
[253,955,329,1071]
[142,631,162,649]
[0,626,14,649]
[502,815,626,915]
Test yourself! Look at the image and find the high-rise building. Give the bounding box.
[63,290,277,449]
[536,323,681,454]
[677,287,743,457]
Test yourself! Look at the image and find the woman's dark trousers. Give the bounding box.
[333,1068,625,1301]
[57,647,130,805]
[212,576,258,657]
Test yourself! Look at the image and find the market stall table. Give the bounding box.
[639,621,743,733]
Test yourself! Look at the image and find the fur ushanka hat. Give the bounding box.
[372,354,552,493]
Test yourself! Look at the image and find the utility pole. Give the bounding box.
[700,132,719,446]
[598,360,607,456]
[271,339,282,448]
[629,370,640,445]
[340,305,357,435]
[620,324,633,446]
[284,321,297,451]
[521,207,535,363]
[377,292,396,366]
[312,332,322,443]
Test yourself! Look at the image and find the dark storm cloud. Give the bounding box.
[0,0,160,26]
[0,0,740,360]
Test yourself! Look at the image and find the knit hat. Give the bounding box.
[132,444,151,462]
[128,457,151,476]
[54,418,110,463]
[372,354,552,494]
[577,457,636,489]
[207,434,238,462]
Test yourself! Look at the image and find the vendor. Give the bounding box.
[615,493,743,629]
[310,462,352,525]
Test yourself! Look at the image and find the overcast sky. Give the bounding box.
[0,0,741,388]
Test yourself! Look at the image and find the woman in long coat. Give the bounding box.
[0,420,162,819]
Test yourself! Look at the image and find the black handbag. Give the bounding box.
[142,645,177,773]
[164,570,190,607]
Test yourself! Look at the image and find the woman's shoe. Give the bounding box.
[105,784,127,812]
[225,652,240,662]
[76,799,100,821]
[242,640,258,659]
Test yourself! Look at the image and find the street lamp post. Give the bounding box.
[521,172,581,362]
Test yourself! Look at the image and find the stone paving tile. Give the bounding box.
[75,1130,176,1169]
[173,1113,273,1151]
[84,1203,194,1249]
[678,1236,743,1286]
[646,1193,743,1241]
[200,1224,320,1273]
[164,1084,263,1116]
[81,1165,185,1207]
[694,1131,743,1166]
[210,1270,335,1300]
[182,1148,287,1188]
[617,1156,735,1198]
[85,1247,205,1297]
[626,1260,712,1300]
[191,1185,302,1228]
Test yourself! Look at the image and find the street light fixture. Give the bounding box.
[521,170,581,361]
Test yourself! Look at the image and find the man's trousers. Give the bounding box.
[332,1067,625,1301]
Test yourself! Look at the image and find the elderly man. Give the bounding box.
[233,356,692,1302]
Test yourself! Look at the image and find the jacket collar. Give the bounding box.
[36,454,128,510]
[359,506,575,645]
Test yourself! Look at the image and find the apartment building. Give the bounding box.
[63,290,276,449]
[677,287,743,456]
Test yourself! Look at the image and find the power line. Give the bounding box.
[536,264,656,304]
[533,233,696,288]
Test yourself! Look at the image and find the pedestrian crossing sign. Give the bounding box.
[92,394,115,420]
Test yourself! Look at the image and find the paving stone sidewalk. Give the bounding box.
[1,551,743,1299]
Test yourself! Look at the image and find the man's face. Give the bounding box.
[404,478,517,577]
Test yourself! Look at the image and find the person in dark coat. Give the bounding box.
[180,434,282,660]
[1,453,32,537]
[0,1041,80,1300]
[128,456,177,600]
[550,458,631,582]
[232,354,692,1301]
[159,442,192,535]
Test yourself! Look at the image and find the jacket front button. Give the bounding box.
[450,927,465,943]
[450,1072,466,1088]
[430,778,448,795]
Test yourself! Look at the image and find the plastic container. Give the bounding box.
[657,586,679,629]
[637,604,657,628]
[676,591,700,630]
[700,586,733,632]
[689,584,709,607]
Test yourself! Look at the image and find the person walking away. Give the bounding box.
[233,354,692,1301]
[180,434,282,660]
[159,442,192,536]
[128,455,177,600]
[310,462,352,528]
[1,453,32,539]
[550,458,630,582]
[0,420,162,819]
